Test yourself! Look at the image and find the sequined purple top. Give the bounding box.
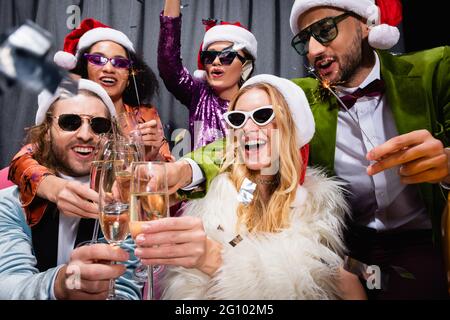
[158,13,229,150]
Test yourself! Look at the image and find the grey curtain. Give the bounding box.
[0,0,403,168]
[0,0,306,168]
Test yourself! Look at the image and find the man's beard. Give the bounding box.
[49,133,91,177]
[336,27,363,85]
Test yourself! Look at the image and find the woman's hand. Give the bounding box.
[134,216,222,276]
[138,120,166,161]
[338,267,367,300]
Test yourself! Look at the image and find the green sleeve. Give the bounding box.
[177,138,226,200]
[435,46,450,147]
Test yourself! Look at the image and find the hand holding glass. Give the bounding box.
[130,162,169,300]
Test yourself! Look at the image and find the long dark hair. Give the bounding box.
[73,45,159,107]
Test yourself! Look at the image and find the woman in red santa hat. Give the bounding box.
[159,0,257,150]
[8,19,172,227]
[133,74,366,299]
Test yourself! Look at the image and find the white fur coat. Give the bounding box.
[161,168,349,300]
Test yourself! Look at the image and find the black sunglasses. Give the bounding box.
[223,106,275,129]
[49,113,112,135]
[291,12,351,56]
[83,53,133,69]
[200,49,247,66]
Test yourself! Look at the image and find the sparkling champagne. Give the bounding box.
[100,203,130,244]
[89,161,104,192]
[129,192,168,238]
[115,171,132,203]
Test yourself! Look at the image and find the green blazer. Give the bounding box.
[182,46,450,239]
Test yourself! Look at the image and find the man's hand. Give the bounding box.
[366,130,448,184]
[134,217,222,276]
[54,243,129,300]
[41,176,99,219]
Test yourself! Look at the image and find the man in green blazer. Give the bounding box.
[148,0,450,299]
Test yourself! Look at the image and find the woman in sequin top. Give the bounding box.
[159,0,258,150]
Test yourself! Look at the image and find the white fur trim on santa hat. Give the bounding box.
[35,79,116,125]
[78,27,135,54]
[202,25,257,60]
[290,0,378,35]
[242,74,315,148]
[289,0,399,50]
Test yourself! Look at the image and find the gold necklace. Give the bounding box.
[254,177,279,185]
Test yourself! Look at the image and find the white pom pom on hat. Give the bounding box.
[368,23,400,50]
[289,0,403,50]
[54,18,135,70]
[54,51,78,70]
[193,70,207,80]
[35,79,116,125]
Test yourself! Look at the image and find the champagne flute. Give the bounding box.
[115,111,140,138]
[91,137,144,243]
[90,133,116,243]
[89,160,104,243]
[114,111,145,159]
[98,151,138,300]
[130,162,169,300]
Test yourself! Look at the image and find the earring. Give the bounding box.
[241,61,253,82]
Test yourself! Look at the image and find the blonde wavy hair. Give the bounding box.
[221,83,302,233]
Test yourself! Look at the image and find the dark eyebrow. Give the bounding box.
[89,52,128,59]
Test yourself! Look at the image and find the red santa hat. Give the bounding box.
[194,19,258,80]
[54,18,135,70]
[290,0,403,50]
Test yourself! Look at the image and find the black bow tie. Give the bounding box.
[339,79,385,109]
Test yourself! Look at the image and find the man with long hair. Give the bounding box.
[0,80,140,299]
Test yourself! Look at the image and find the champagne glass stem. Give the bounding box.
[107,245,119,300]
[108,277,117,300]
[91,219,100,244]
[147,265,154,300]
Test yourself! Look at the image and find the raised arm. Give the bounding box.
[164,0,181,17]
[158,0,201,108]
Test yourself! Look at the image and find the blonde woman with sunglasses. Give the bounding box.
[133,75,366,300]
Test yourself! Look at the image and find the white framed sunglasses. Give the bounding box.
[223,105,275,129]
